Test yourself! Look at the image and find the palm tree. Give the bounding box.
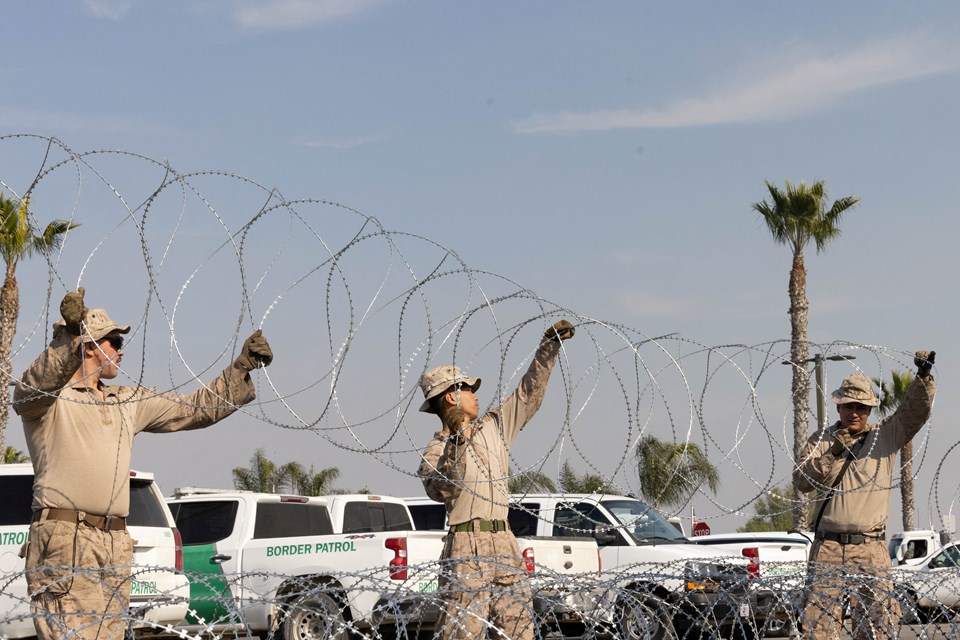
[874,370,916,530]
[232,448,297,493]
[288,463,342,496]
[3,445,29,463]
[635,434,720,510]
[508,467,557,494]
[0,194,78,454]
[558,460,609,494]
[752,179,860,529]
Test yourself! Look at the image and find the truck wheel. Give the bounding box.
[283,592,349,640]
[616,594,677,640]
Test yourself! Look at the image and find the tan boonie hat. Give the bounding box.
[80,308,131,343]
[418,365,481,413]
[831,372,879,407]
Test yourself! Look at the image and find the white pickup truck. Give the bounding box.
[889,529,955,567]
[403,496,605,635]
[166,489,445,639]
[501,493,755,640]
[692,531,812,637]
[0,464,190,639]
[892,538,960,624]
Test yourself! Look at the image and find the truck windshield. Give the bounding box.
[602,499,688,544]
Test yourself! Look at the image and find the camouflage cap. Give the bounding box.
[80,308,131,343]
[830,372,879,407]
[418,365,481,413]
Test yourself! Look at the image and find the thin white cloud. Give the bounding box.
[232,0,384,31]
[82,0,133,20]
[511,33,960,134]
[293,135,382,150]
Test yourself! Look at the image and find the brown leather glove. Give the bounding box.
[543,319,575,343]
[829,428,854,457]
[60,288,87,336]
[236,330,273,371]
[914,350,936,377]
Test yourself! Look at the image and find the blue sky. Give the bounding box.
[3,1,959,533]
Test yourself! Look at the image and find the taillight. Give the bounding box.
[386,538,407,580]
[173,528,183,572]
[522,547,535,574]
[743,547,759,579]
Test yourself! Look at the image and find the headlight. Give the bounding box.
[684,561,723,592]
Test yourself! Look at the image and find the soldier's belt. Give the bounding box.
[33,508,126,531]
[450,519,509,533]
[816,531,884,545]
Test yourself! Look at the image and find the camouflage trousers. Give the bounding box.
[802,538,900,640]
[434,529,536,640]
[25,518,133,640]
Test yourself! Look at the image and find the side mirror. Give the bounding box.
[896,544,906,562]
[593,530,619,546]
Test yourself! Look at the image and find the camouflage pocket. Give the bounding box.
[25,520,76,598]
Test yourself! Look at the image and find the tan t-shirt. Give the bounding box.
[794,375,935,534]
[14,332,256,517]
[418,340,561,526]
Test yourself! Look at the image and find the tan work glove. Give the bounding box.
[543,319,575,343]
[60,288,87,336]
[915,350,936,377]
[829,427,855,457]
[236,330,273,371]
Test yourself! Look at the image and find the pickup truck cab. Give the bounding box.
[692,531,812,637]
[0,464,189,639]
[505,493,754,640]
[404,496,605,635]
[889,529,954,567]
[166,489,443,640]
[893,539,960,624]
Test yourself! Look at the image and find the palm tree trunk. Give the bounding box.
[789,251,811,529]
[901,442,916,530]
[0,266,19,459]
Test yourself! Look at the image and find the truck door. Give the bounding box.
[552,502,625,568]
[168,499,246,625]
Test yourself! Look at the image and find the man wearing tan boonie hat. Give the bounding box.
[13,288,275,640]
[418,320,575,640]
[795,352,937,640]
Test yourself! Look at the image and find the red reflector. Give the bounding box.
[522,547,535,574]
[742,547,760,579]
[386,538,408,580]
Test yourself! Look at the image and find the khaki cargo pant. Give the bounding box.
[434,529,536,640]
[25,518,134,640]
[802,539,900,640]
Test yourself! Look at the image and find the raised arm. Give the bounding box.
[497,320,575,443]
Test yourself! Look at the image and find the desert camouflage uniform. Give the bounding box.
[14,330,257,640]
[794,374,935,640]
[419,339,562,639]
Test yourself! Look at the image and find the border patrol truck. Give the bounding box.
[166,489,444,640]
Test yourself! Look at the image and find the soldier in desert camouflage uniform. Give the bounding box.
[794,351,936,640]
[418,320,575,639]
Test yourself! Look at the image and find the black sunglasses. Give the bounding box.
[102,335,124,351]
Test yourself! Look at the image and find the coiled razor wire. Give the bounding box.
[0,135,955,639]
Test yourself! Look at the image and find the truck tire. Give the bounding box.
[616,593,677,640]
[283,591,349,640]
